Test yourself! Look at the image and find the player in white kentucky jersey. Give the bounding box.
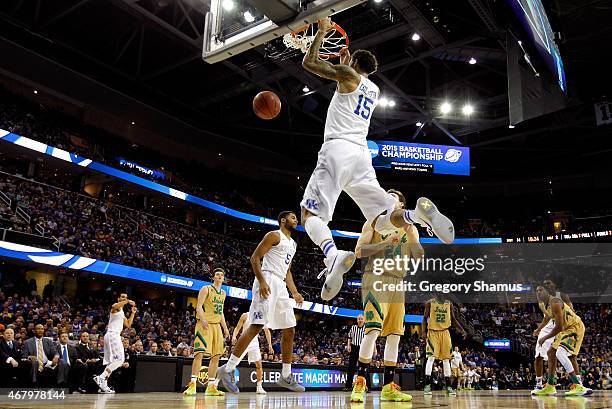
[302,17,455,301]
[217,211,306,393]
[94,293,136,393]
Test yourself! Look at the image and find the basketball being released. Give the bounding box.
[253,91,281,120]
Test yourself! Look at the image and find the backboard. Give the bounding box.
[202,0,367,64]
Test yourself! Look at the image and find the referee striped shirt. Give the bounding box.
[348,324,366,346]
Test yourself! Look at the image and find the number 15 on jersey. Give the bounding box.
[354,95,373,120]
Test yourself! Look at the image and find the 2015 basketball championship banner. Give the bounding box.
[368,140,471,176]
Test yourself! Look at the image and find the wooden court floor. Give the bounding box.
[0,390,610,409]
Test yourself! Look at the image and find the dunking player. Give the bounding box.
[231,312,273,394]
[534,285,590,396]
[94,293,136,393]
[183,268,230,396]
[217,211,305,393]
[301,17,454,301]
[422,295,467,396]
[350,189,421,403]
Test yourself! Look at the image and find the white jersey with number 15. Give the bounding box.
[324,75,379,147]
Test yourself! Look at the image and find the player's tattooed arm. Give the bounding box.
[302,17,360,88]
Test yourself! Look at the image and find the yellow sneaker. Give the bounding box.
[565,383,588,397]
[205,384,226,396]
[381,382,412,402]
[535,384,557,396]
[350,376,367,403]
[183,380,197,396]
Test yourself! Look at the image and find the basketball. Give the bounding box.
[253,91,281,120]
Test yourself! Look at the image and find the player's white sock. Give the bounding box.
[536,376,543,387]
[304,217,338,260]
[425,357,435,376]
[191,375,197,383]
[384,334,400,363]
[214,378,220,387]
[282,363,292,378]
[442,360,451,378]
[359,331,379,362]
[208,378,216,387]
[403,210,417,225]
[225,354,242,371]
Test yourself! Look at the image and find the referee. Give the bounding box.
[344,315,372,391]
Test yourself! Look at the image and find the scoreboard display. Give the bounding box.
[369,140,470,176]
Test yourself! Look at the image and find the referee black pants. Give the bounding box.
[345,346,372,390]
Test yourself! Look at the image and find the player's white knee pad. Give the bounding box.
[374,212,396,235]
[359,330,380,361]
[443,360,451,377]
[383,334,400,364]
[425,356,435,376]
[555,347,574,373]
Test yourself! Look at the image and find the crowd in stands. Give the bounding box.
[3,169,609,314]
[0,171,347,304]
[1,276,611,393]
[4,90,612,241]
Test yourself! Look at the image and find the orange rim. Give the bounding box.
[290,22,349,58]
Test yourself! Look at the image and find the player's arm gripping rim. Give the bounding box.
[285,265,304,307]
[421,301,431,339]
[196,285,210,330]
[302,17,360,92]
[250,231,281,300]
[538,299,564,346]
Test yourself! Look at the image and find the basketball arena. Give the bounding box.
[0,0,610,408]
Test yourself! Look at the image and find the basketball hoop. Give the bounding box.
[283,23,349,60]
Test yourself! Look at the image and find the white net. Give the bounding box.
[282,24,347,59]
